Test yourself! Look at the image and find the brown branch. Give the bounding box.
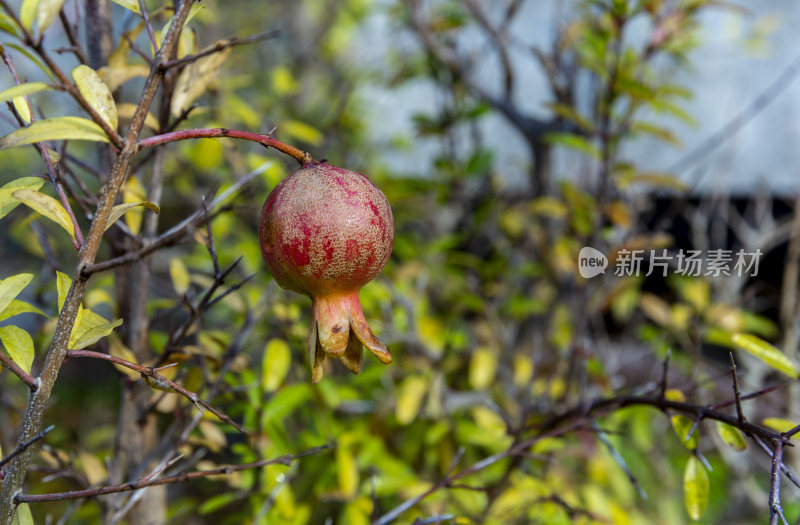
[15,443,332,504]
[160,30,280,71]
[0,353,37,391]
[65,350,247,435]
[138,0,158,57]
[769,438,787,525]
[136,127,312,164]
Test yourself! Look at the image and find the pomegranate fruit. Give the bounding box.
[259,162,394,383]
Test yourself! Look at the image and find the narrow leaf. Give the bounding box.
[262,338,291,392]
[0,177,45,220]
[0,82,50,104]
[11,502,33,525]
[683,456,709,520]
[0,116,110,150]
[110,0,140,13]
[36,0,67,33]
[104,201,160,231]
[12,188,76,240]
[116,103,159,130]
[0,273,34,317]
[56,271,71,311]
[715,421,746,451]
[169,258,190,296]
[0,299,46,322]
[19,0,39,30]
[72,65,118,130]
[0,325,35,373]
[732,333,799,378]
[12,95,31,123]
[69,317,123,350]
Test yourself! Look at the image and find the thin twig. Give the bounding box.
[138,0,158,57]
[136,127,312,164]
[160,30,280,70]
[65,350,247,435]
[729,353,745,425]
[15,444,332,504]
[0,426,53,469]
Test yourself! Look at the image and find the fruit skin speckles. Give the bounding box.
[258,162,394,383]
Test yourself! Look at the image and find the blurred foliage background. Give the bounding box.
[2,0,800,524]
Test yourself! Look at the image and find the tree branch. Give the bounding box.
[15,443,332,504]
[0,353,37,391]
[160,30,280,71]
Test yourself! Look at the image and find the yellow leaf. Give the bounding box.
[69,317,122,350]
[271,65,300,95]
[19,0,39,30]
[104,200,159,232]
[716,421,746,451]
[78,450,107,485]
[262,338,291,392]
[12,96,30,123]
[198,420,227,453]
[169,258,191,296]
[665,389,686,403]
[56,271,71,311]
[0,176,45,219]
[170,47,231,117]
[469,347,497,390]
[336,440,359,498]
[512,353,534,388]
[0,116,109,149]
[0,325,34,374]
[110,0,140,13]
[671,414,699,449]
[280,120,324,146]
[683,456,709,520]
[396,375,427,425]
[122,176,147,234]
[732,333,799,378]
[0,299,46,323]
[0,273,33,316]
[763,417,800,438]
[73,65,118,130]
[11,502,33,525]
[108,335,140,380]
[36,0,66,32]
[12,188,76,239]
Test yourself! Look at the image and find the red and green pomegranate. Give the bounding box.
[258,162,394,382]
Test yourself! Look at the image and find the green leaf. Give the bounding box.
[72,65,118,130]
[715,421,746,451]
[69,316,123,350]
[671,414,699,449]
[104,201,160,231]
[0,116,110,149]
[262,338,291,392]
[280,120,324,146]
[732,333,799,378]
[19,0,39,30]
[110,0,140,13]
[0,325,35,374]
[4,44,56,82]
[396,375,428,425]
[545,132,601,158]
[683,456,709,520]
[0,82,50,105]
[11,502,33,525]
[336,439,359,497]
[169,258,190,296]
[0,176,45,220]
[12,188,76,240]
[13,95,31,123]
[0,299,47,322]
[0,273,34,317]
[36,0,67,33]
